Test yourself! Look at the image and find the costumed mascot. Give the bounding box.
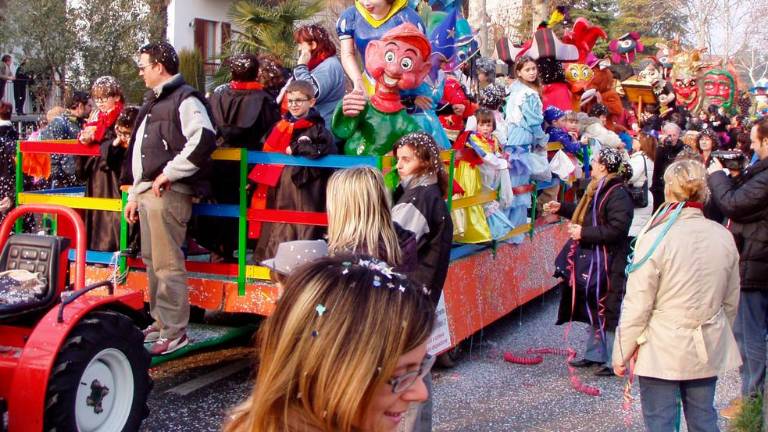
[588,59,627,132]
[561,18,607,111]
[637,58,676,118]
[332,23,431,155]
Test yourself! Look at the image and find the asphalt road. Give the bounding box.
[141,288,740,432]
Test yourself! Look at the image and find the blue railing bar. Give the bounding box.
[192,203,239,218]
[247,152,380,168]
[30,186,86,195]
[68,249,118,265]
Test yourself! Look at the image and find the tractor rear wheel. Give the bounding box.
[44,310,152,432]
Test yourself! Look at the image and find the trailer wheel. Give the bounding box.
[44,310,152,432]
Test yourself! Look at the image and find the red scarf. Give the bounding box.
[247,116,316,239]
[230,81,264,91]
[306,52,331,72]
[80,100,124,144]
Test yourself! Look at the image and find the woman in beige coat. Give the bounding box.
[612,159,741,432]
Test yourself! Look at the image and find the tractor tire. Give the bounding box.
[44,310,152,432]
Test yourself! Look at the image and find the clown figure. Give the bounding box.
[336,0,426,93]
[332,23,430,156]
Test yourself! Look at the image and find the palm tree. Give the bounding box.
[229,0,325,67]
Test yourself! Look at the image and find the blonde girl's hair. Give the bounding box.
[663,159,709,203]
[326,167,403,266]
[223,255,436,432]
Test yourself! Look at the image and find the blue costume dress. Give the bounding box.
[336,0,426,93]
[503,80,548,243]
[401,70,451,149]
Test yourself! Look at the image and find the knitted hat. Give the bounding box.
[543,106,566,123]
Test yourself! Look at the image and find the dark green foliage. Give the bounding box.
[179,49,206,93]
[733,393,763,432]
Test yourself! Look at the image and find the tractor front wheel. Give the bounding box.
[44,310,152,432]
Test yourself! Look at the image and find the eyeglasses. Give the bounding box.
[387,354,435,393]
[136,62,156,71]
[287,98,310,105]
[93,97,112,104]
[116,129,132,138]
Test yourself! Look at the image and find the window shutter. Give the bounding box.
[221,22,231,49]
[194,18,205,56]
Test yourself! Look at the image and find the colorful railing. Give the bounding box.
[15,139,581,298]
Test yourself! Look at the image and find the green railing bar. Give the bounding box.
[446,150,455,212]
[14,141,22,233]
[237,148,248,296]
[119,191,128,275]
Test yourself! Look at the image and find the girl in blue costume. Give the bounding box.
[504,56,548,243]
[336,0,426,93]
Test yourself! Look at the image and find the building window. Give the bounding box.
[194,18,221,75]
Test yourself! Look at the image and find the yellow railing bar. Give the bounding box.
[451,189,497,210]
[18,193,122,212]
[245,265,272,280]
[211,148,242,161]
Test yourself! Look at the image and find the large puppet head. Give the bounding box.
[702,68,737,112]
[365,23,431,95]
[670,48,708,113]
[608,32,644,65]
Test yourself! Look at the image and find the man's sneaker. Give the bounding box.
[142,324,161,343]
[720,397,743,419]
[149,333,189,356]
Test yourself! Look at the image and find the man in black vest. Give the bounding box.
[124,42,216,356]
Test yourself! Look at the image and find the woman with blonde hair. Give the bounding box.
[224,255,436,432]
[326,166,413,270]
[613,159,741,431]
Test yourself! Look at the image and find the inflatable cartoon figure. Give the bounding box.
[561,18,607,110]
[336,0,426,93]
[332,23,431,155]
[609,32,644,64]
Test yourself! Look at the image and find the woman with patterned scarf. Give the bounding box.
[545,147,634,377]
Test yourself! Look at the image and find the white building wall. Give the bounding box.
[167,0,237,52]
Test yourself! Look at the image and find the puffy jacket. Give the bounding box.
[708,158,768,291]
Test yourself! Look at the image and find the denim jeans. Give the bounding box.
[638,376,718,432]
[733,290,768,396]
[583,328,615,366]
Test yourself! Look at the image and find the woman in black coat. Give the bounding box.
[545,147,634,376]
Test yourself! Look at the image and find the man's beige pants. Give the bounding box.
[137,189,192,340]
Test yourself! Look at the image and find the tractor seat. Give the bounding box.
[0,234,69,321]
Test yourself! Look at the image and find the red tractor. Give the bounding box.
[0,204,151,432]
